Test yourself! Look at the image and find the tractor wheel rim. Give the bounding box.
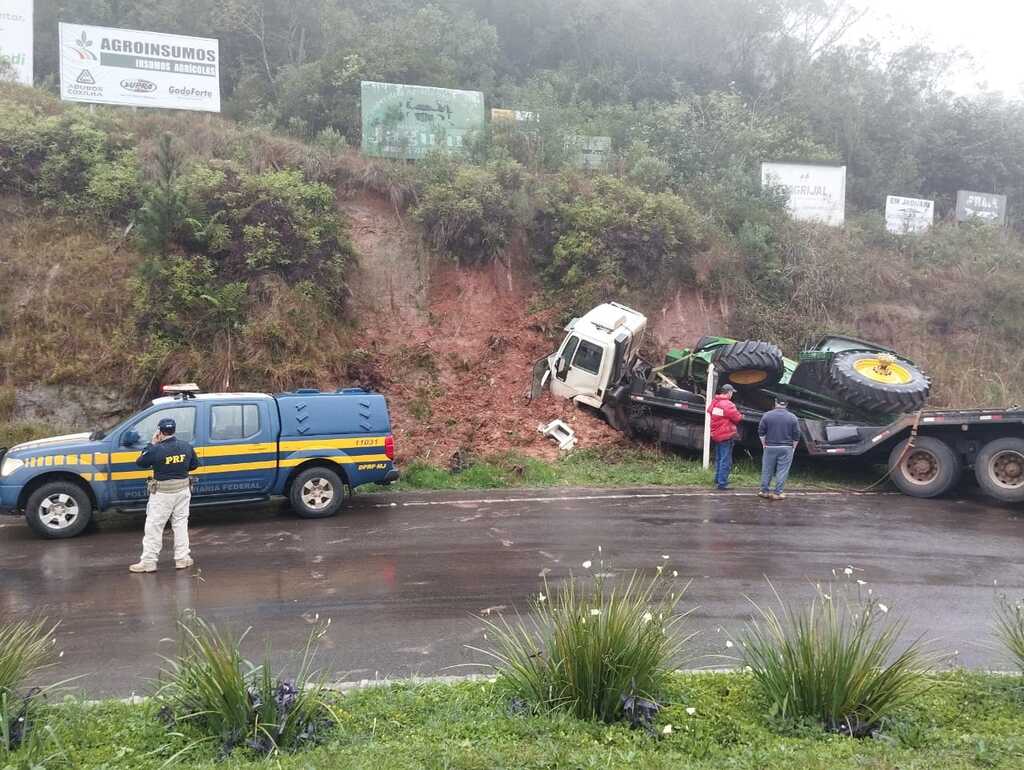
[729,369,768,385]
[989,450,1024,490]
[301,478,335,510]
[853,357,913,385]
[903,449,939,485]
[39,493,80,530]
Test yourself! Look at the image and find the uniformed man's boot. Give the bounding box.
[129,561,157,573]
[175,557,194,570]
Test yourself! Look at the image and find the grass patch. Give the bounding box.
[0,421,57,449]
[156,615,335,759]
[479,572,690,723]
[381,446,885,493]
[0,618,58,754]
[995,594,1024,673]
[3,672,1024,767]
[740,581,934,737]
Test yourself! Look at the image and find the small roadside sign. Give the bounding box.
[885,195,934,235]
[956,190,1007,225]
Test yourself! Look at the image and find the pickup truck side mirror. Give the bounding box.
[121,430,140,447]
[556,356,569,377]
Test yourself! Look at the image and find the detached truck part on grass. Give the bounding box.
[0,385,399,538]
[532,303,1024,503]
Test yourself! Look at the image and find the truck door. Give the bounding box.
[195,401,277,498]
[111,405,198,504]
[550,335,606,407]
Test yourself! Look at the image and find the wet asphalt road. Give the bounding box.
[2,488,1023,697]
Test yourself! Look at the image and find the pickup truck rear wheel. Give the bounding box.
[888,436,961,498]
[25,481,93,538]
[974,438,1024,503]
[290,466,349,519]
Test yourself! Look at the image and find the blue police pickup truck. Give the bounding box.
[0,385,399,539]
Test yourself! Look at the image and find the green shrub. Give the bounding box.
[478,570,691,723]
[739,581,933,736]
[0,96,135,217]
[994,594,1024,673]
[0,619,57,753]
[413,160,524,264]
[156,615,336,756]
[532,174,709,313]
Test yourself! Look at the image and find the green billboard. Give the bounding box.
[361,81,485,160]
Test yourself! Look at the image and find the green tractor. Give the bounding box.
[662,334,931,422]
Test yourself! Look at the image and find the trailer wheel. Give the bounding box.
[711,340,785,388]
[888,436,961,498]
[974,438,1024,503]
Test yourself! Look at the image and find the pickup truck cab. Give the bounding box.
[0,385,399,538]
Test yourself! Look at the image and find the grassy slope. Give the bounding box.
[378,447,883,493]
[20,673,1024,769]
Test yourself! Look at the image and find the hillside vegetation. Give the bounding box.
[3,1,1024,456]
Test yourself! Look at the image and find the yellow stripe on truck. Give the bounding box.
[193,460,278,475]
[279,437,385,451]
[198,442,277,459]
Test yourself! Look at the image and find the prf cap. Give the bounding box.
[158,418,177,435]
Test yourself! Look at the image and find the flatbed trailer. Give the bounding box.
[614,380,1024,501]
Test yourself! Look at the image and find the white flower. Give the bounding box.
[598,545,602,553]
[590,609,601,617]
[725,640,734,648]
[844,566,853,576]
[582,560,592,569]
[662,724,673,735]
[878,603,889,614]
[868,588,873,595]
[661,554,670,560]
[856,579,867,586]
[642,612,653,623]
[685,707,696,716]
[657,565,664,574]
[672,570,678,578]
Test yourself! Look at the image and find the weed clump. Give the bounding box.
[739,580,933,737]
[156,615,336,758]
[0,619,58,754]
[478,569,691,723]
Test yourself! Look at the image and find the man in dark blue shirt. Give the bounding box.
[757,399,800,500]
[129,417,200,573]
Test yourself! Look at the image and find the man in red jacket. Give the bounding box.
[707,383,742,490]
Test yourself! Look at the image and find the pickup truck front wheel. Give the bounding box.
[25,481,93,538]
[290,466,349,519]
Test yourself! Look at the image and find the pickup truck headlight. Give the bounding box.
[1,457,24,477]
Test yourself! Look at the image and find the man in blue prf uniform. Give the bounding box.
[129,418,200,573]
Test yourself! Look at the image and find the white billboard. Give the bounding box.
[761,162,847,226]
[59,23,220,112]
[0,0,33,85]
[885,195,934,235]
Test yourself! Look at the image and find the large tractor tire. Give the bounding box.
[888,436,961,498]
[829,351,930,415]
[711,340,785,388]
[974,437,1024,503]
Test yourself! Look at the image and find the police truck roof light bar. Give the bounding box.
[162,383,201,399]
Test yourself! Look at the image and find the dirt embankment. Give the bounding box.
[342,194,626,464]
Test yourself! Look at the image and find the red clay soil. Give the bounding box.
[373,258,625,464]
[342,193,624,464]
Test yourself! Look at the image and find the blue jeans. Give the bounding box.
[714,439,735,488]
[761,446,795,494]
